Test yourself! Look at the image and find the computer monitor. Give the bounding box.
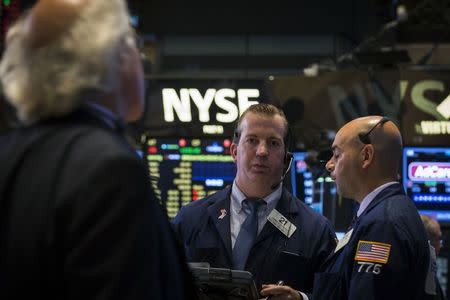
[402,146,450,223]
[143,137,236,218]
[289,151,337,216]
[290,152,317,212]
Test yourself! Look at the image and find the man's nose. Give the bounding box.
[256,141,269,156]
[325,159,334,172]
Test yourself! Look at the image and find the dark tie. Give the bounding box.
[233,198,263,270]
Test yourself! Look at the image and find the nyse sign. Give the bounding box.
[267,70,450,146]
[328,79,450,134]
[146,72,449,145]
[326,77,450,145]
[162,88,260,123]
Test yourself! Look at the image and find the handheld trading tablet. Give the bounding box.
[189,263,259,300]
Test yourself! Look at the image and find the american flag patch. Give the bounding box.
[354,240,391,264]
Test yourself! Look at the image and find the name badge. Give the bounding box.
[335,229,353,253]
[267,209,297,238]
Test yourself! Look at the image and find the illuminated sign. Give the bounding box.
[206,143,224,153]
[162,88,260,123]
[408,162,450,182]
[205,179,225,187]
[203,125,224,135]
[437,94,450,119]
[418,121,450,135]
[408,80,450,137]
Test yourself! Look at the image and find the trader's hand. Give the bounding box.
[260,284,302,300]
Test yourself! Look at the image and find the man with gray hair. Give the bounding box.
[0,0,195,299]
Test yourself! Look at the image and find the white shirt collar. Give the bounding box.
[357,182,398,217]
[231,181,282,213]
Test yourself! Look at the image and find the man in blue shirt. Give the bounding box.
[173,103,336,299]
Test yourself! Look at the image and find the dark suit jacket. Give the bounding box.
[172,186,336,294]
[0,107,195,300]
[313,183,434,300]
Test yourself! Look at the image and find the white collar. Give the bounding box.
[231,181,282,213]
[357,182,398,217]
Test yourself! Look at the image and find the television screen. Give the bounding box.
[402,147,450,222]
[144,137,236,218]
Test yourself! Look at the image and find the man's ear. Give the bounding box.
[230,143,238,162]
[119,38,145,122]
[361,144,374,169]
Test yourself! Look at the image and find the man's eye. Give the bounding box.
[246,138,257,144]
[270,140,281,147]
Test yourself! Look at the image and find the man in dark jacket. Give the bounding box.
[0,1,195,299]
[173,103,336,299]
[304,116,435,300]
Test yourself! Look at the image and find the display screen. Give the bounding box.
[144,137,236,218]
[402,147,450,222]
[290,152,317,211]
[289,151,336,215]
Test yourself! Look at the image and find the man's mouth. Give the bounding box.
[252,164,269,171]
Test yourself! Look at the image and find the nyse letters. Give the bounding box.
[162,88,260,123]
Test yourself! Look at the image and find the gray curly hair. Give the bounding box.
[0,0,133,123]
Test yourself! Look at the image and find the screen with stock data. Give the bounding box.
[144,137,236,218]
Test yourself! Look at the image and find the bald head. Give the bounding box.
[344,116,402,178]
[326,116,403,201]
[26,0,89,49]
